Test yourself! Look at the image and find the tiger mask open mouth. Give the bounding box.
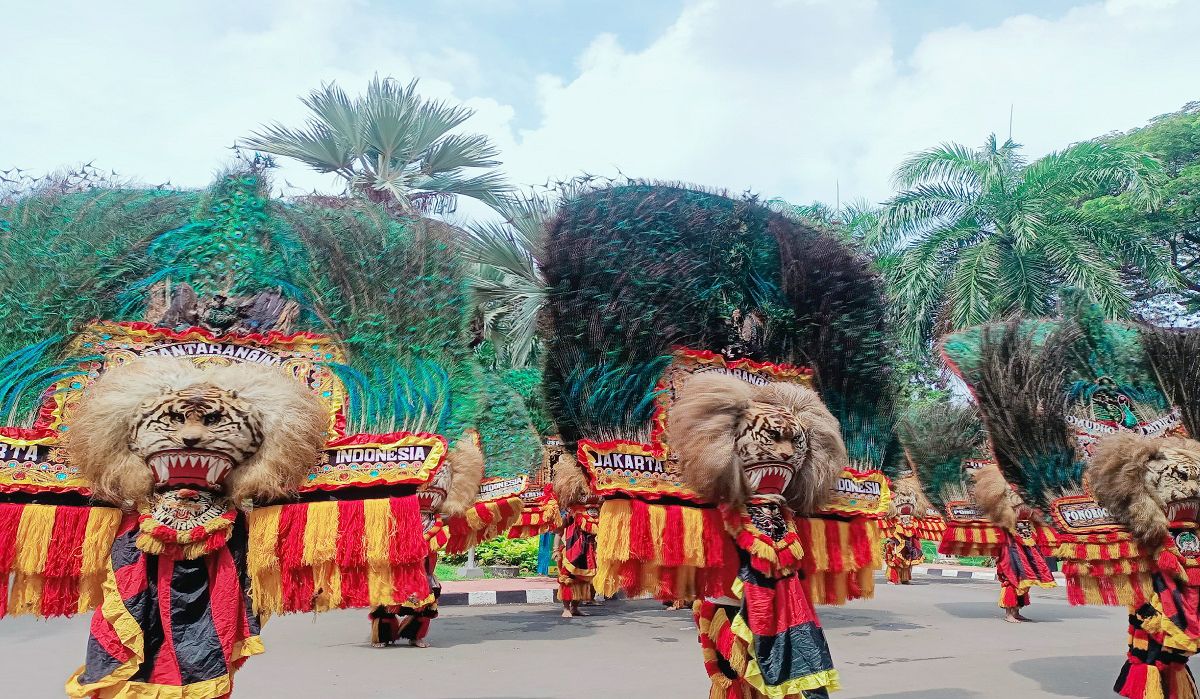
[67,356,328,509]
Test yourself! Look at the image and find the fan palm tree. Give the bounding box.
[882,135,1174,347]
[463,194,549,368]
[460,178,601,368]
[242,76,510,215]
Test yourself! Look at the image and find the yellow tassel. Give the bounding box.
[1145,664,1165,699]
[837,520,852,569]
[134,533,166,556]
[8,573,43,615]
[363,498,393,566]
[13,504,56,574]
[247,506,281,575]
[869,522,883,567]
[77,572,104,614]
[311,561,343,612]
[648,503,666,560]
[302,501,339,566]
[367,562,395,606]
[80,509,121,577]
[247,506,283,616]
[859,568,875,600]
[807,571,826,603]
[596,500,631,563]
[464,505,486,531]
[806,519,829,571]
[681,506,706,566]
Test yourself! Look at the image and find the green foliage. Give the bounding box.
[476,371,542,478]
[1086,103,1200,316]
[882,135,1174,348]
[242,75,511,215]
[443,537,539,572]
[500,366,554,435]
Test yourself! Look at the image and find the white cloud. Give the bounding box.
[504,0,1200,206]
[1,0,1197,220]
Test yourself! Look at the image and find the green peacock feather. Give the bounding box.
[0,169,480,438]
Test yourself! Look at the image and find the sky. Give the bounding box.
[2,0,1198,224]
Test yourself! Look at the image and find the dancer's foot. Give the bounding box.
[561,609,574,618]
[371,642,387,648]
[1014,612,1032,622]
[409,639,430,648]
[1004,608,1023,623]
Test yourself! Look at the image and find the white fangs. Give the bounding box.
[147,450,234,488]
[744,463,796,493]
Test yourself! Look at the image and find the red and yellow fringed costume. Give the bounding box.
[695,500,838,699]
[557,504,599,603]
[883,517,927,585]
[995,525,1057,610]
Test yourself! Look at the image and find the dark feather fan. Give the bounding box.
[542,182,899,469]
[955,319,1081,510]
[1140,325,1200,438]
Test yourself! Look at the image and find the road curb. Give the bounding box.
[913,565,1067,584]
[436,567,1070,606]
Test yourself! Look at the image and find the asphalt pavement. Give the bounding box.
[1,577,1130,698]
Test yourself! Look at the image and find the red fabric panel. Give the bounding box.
[206,546,241,665]
[148,558,182,685]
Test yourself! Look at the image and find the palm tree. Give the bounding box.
[242,76,510,215]
[460,177,600,368]
[463,193,549,368]
[882,135,1174,347]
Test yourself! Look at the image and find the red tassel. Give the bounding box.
[629,499,653,561]
[662,506,685,567]
[619,559,639,595]
[0,502,22,572]
[277,504,308,571]
[0,572,8,618]
[824,519,845,574]
[276,504,312,613]
[1158,548,1182,577]
[334,500,368,607]
[701,508,727,569]
[388,497,426,565]
[390,560,431,603]
[336,500,366,567]
[1066,577,1085,606]
[850,518,872,568]
[658,566,677,600]
[42,506,90,617]
[1117,656,1148,698]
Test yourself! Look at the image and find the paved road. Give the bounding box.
[4,577,1129,698]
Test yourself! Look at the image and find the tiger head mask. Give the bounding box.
[67,356,328,508]
[670,372,846,512]
[1089,432,1200,547]
[417,431,485,530]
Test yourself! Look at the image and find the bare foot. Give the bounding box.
[562,609,575,618]
[409,639,430,648]
[1014,613,1032,622]
[371,642,387,648]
